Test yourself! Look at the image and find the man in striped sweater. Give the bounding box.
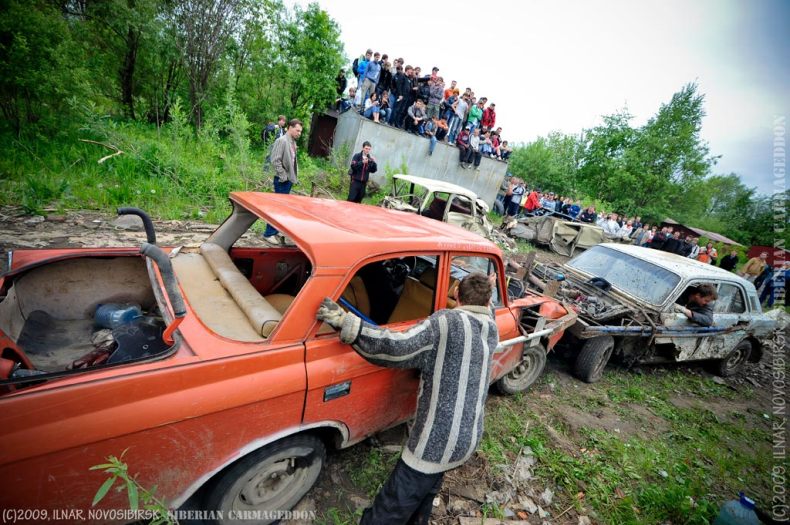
[317,273,499,524]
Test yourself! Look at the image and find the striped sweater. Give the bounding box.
[340,305,499,474]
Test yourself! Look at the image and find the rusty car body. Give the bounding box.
[529,243,776,383]
[0,193,575,523]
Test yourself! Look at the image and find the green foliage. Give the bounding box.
[90,452,176,525]
[579,84,713,217]
[0,0,91,135]
[0,0,344,136]
[508,131,583,196]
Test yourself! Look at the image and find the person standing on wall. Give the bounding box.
[263,119,302,245]
[347,141,377,203]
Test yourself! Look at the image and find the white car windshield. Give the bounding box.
[567,246,681,306]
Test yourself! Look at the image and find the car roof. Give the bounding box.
[230,192,499,267]
[597,244,755,288]
[393,174,479,201]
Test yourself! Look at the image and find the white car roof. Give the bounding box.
[598,243,756,289]
[393,174,479,201]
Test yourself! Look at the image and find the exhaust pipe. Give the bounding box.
[140,243,186,344]
[118,207,157,245]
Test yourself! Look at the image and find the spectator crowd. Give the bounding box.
[335,49,512,170]
[498,178,786,306]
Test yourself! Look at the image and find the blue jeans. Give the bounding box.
[263,178,292,237]
[428,135,437,154]
[447,114,462,143]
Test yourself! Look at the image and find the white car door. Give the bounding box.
[659,280,748,361]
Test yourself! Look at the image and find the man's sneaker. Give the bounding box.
[475,167,480,171]
[264,235,280,245]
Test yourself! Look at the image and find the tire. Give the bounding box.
[205,434,326,525]
[574,335,615,383]
[713,339,752,377]
[495,344,547,394]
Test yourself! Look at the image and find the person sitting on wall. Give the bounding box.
[406,99,427,134]
[456,125,472,168]
[363,92,385,123]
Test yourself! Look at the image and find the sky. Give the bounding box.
[291,0,789,195]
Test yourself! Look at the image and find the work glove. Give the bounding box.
[671,304,687,314]
[317,297,346,329]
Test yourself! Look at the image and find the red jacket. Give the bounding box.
[524,191,540,212]
[482,107,496,129]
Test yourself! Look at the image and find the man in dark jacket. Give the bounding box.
[651,227,670,250]
[392,65,414,127]
[719,250,739,271]
[347,141,377,203]
[674,283,717,326]
[578,206,597,223]
[678,235,694,257]
[316,272,499,525]
[663,231,683,254]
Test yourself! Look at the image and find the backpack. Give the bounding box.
[352,58,359,77]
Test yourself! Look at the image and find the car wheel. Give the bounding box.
[205,434,325,525]
[574,335,615,383]
[713,339,752,377]
[495,344,547,395]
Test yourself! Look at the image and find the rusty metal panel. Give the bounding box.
[308,112,338,157]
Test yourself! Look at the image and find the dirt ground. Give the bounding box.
[1,207,782,524]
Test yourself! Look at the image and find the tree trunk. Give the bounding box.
[119,27,139,119]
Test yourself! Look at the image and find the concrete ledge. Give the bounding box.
[333,111,507,206]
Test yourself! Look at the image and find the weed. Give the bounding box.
[348,448,398,499]
[90,452,175,525]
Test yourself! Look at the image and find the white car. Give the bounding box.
[530,244,776,382]
[381,174,495,238]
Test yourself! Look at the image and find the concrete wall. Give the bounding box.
[332,111,507,206]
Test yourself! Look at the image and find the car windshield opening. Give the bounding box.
[567,246,680,305]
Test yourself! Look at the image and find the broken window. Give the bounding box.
[715,283,746,314]
[448,255,502,308]
[567,246,681,305]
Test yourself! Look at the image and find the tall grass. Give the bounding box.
[0,100,355,223]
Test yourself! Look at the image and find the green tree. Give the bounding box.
[578,84,715,217]
[509,131,583,196]
[0,0,89,135]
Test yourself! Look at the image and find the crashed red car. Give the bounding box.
[0,194,575,523]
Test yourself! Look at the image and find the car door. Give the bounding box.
[302,253,443,444]
[695,282,749,359]
[660,280,748,361]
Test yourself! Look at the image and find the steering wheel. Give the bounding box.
[382,256,417,283]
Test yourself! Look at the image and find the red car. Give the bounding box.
[0,194,575,523]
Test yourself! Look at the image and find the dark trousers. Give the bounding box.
[263,178,292,237]
[507,199,521,217]
[458,146,471,164]
[472,150,482,167]
[348,179,367,203]
[394,103,411,128]
[360,459,444,525]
